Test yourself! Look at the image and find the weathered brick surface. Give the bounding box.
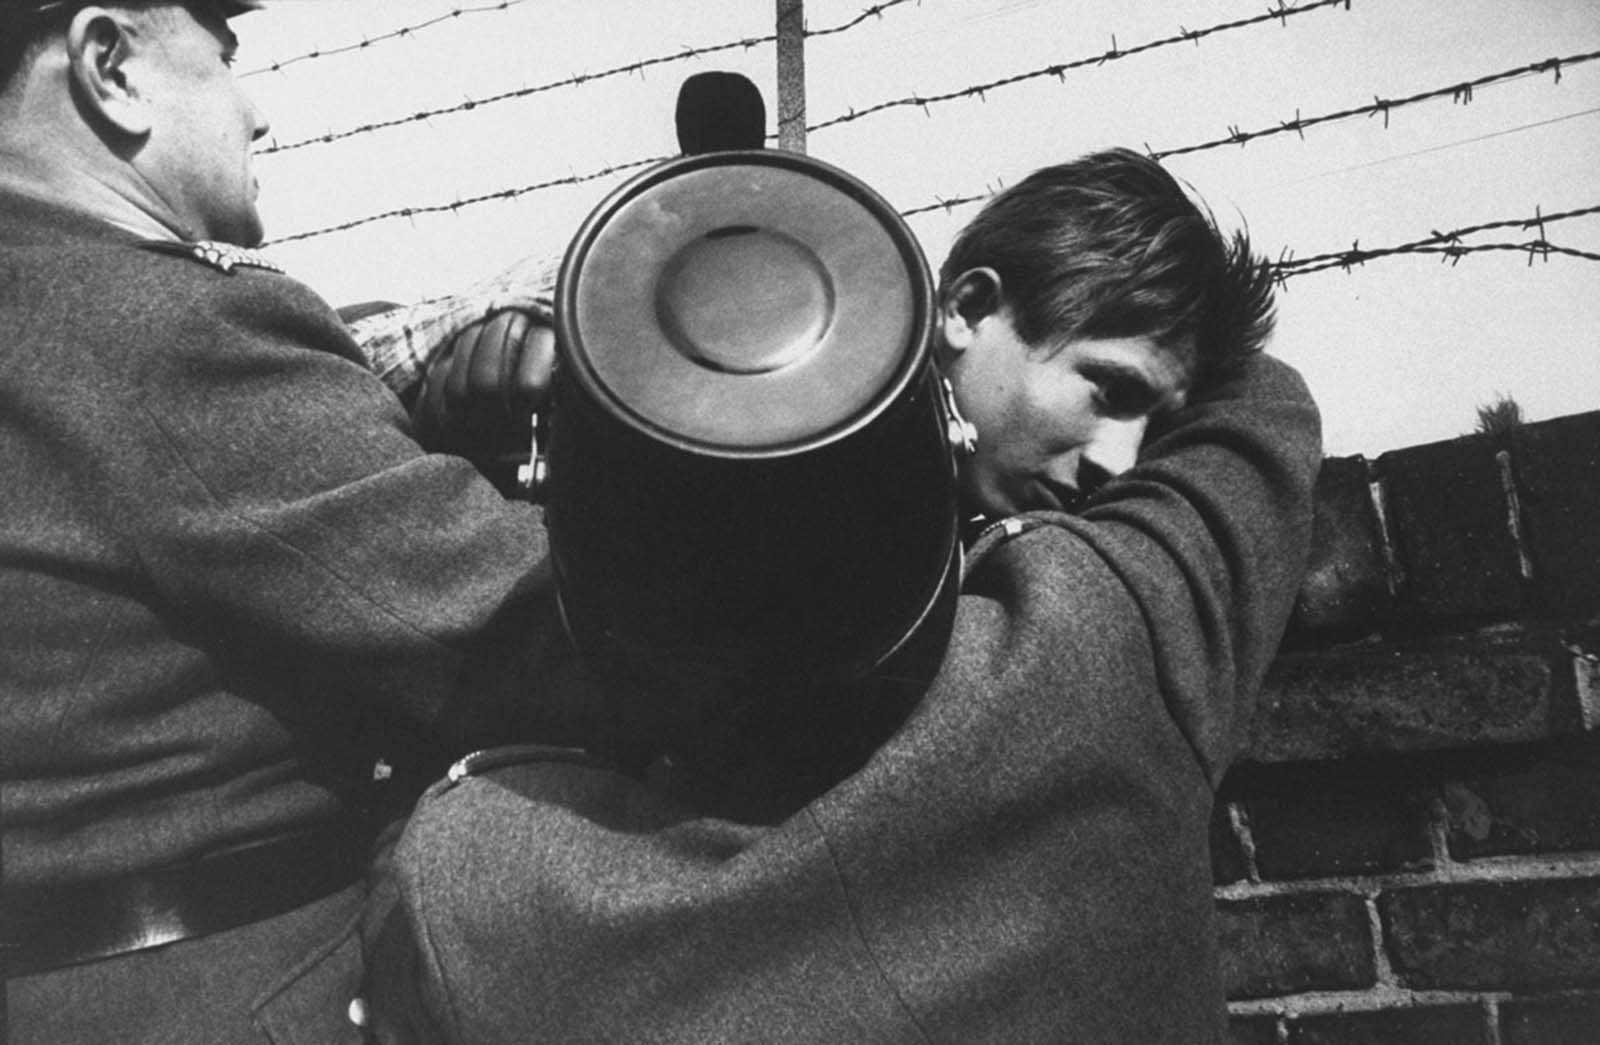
[1250,646,1554,762]
[1382,878,1600,990]
[1227,1013,1282,1045]
[1286,1004,1488,1044]
[1377,434,1525,624]
[1511,411,1600,618]
[1244,761,1432,879]
[1290,455,1393,639]
[1217,892,1374,999]
[1444,735,1600,859]
[1209,416,1600,1034]
[1499,991,1600,1044]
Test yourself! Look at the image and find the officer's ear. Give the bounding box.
[65,7,150,138]
[937,267,1003,354]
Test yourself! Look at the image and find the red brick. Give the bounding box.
[1228,1013,1283,1045]
[1250,646,1555,762]
[1289,455,1394,639]
[1377,434,1525,623]
[1243,762,1432,879]
[1287,1005,1488,1044]
[1510,411,1600,618]
[1445,735,1600,859]
[1500,991,1600,1044]
[1217,893,1374,999]
[1382,879,1600,990]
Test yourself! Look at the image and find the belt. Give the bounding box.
[1,820,372,979]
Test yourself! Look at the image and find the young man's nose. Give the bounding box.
[1081,416,1149,486]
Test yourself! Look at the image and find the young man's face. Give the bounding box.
[131,4,269,245]
[939,296,1193,519]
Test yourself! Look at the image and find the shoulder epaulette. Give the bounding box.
[962,514,1052,583]
[443,744,613,788]
[142,239,285,276]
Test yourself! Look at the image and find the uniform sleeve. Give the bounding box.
[1057,351,1322,780]
[103,262,584,746]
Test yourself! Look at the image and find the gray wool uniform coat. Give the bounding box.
[0,189,591,1044]
[363,350,1323,1042]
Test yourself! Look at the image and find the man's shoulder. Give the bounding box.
[405,745,652,843]
[397,745,772,885]
[123,237,332,317]
[1,236,368,399]
[1,227,321,314]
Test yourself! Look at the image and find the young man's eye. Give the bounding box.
[1094,379,1152,418]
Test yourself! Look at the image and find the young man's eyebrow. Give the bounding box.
[1080,360,1157,390]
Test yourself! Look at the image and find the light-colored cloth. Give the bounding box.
[347,252,560,399]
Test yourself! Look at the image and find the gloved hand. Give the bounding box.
[411,307,557,496]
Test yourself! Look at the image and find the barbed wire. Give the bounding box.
[1289,240,1600,275]
[1152,50,1600,160]
[259,12,1600,252]
[1271,204,1600,279]
[899,50,1599,219]
[256,0,919,158]
[807,0,921,40]
[806,0,1353,134]
[263,154,673,246]
[240,1,529,78]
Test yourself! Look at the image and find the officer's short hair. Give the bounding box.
[938,147,1277,377]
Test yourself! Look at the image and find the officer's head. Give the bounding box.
[934,148,1277,517]
[0,1,270,246]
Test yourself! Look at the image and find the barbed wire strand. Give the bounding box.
[264,154,674,247]
[898,49,1600,218]
[241,0,529,79]
[808,0,922,40]
[1271,105,1600,186]
[1153,50,1600,160]
[807,0,1353,134]
[256,0,920,158]
[1277,239,1600,278]
[1270,204,1600,280]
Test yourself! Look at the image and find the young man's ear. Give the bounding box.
[937,267,1003,353]
[66,7,149,138]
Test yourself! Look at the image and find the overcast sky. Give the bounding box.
[240,0,1600,456]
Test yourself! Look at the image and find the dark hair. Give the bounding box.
[938,147,1276,376]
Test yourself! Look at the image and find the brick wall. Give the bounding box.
[1217,409,1600,1044]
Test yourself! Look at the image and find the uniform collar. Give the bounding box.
[0,184,149,249]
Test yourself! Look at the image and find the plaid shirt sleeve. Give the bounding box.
[347,251,562,398]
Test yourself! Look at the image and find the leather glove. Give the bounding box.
[411,307,556,496]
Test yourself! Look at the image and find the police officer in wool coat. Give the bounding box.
[0,3,595,1041]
